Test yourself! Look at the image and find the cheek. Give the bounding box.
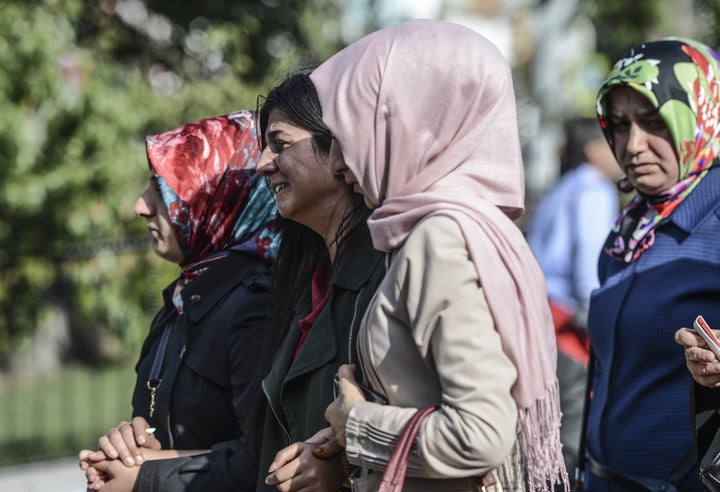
[655,138,680,175]
[613,140,627,164]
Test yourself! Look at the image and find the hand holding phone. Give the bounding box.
[693,315,720,361]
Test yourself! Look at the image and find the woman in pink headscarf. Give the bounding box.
[312,20,567,491]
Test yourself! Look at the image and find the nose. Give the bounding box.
[626,121,648,156]
[134,186,154,218]
[257,147,278,176]
[328,140,347,176]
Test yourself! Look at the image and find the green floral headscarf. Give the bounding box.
[596,38,720,263]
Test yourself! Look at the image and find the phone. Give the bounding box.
[693,315,720,361]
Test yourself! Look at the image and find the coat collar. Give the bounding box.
[332,223,385,291]
[161,252,270,325]
[665,167,720,234]
[265,224,384,388]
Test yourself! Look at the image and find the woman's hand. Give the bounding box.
[264,441,344,491]
[324,364,366,447]
[89,459,141,492]
[81,448,209,490]
[92,417,161,467]
[675,327,720,387]
[307,427,344,459]
[79,449,110,490]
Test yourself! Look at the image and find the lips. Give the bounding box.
[626,162,655,174]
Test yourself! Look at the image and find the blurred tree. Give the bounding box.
[0,0,343,369]
[585,0,718,60]
[696,0,720,50]
[584,0,666,60]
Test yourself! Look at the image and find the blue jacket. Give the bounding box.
[586,167,720,492]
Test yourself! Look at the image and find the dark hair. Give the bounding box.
[560,117,606,175]
[258,69,332,155]
[245,70,370,453]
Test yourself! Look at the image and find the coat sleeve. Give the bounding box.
[344,216,519,478]
[135,447,258,492]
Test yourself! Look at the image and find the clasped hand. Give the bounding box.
[78,416,161,491]
[263,364,368,491]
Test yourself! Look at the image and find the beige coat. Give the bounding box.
[345,215,520,491]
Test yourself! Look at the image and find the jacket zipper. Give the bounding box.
[346,286,365,364]
[262,379,291,445]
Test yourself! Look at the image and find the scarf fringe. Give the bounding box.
[515,380,569,492]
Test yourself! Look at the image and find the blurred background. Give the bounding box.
[0,0,718,487]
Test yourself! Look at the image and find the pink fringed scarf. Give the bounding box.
[311,19,567,491]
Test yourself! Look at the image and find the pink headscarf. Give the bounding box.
[311,20,566,491]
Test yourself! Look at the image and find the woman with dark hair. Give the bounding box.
[253,71,386,491]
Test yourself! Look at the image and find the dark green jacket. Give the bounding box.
[257,225,385,490]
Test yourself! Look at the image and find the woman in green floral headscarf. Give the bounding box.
[584,38,720,491]
[596,38,720,263]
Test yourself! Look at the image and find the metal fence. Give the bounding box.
[0,236,153,467]
[0,360,137,466]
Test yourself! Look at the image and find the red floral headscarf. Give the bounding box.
[145,110,279,269]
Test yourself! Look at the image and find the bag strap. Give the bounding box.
[378,406,438,492]
[575,347,595,490]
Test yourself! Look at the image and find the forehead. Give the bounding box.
[607,87,656,116]
[265,109,309,138]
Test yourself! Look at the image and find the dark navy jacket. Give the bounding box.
[133,251,271,492]
[586,167,720,491]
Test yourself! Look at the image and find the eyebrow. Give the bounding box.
[609,106,660,118]
[265,129,285,145]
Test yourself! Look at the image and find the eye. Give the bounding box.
[639,115,667,133]
[609,116,630,134]
[273,140,289,153]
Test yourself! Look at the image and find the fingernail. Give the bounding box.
[125,457,135,465]
[138,435,146,444]
[135,455,143,464]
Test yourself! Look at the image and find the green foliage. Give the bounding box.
[0,0,341,366]
[585,0,720,61]
[696,0,720,51]
[584,0,667,60]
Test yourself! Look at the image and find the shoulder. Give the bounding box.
[392,215,476,287]
[402,214,466,254]
[335,223,386,290]
[189,253,271,321]
[672,168,720,230]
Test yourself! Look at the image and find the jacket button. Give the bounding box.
[189,294,202,306]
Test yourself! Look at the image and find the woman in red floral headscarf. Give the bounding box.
[79,110,280,492]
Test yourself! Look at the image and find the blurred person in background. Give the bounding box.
[525,116,622,477]
[78,111,280,492]
[584,38,720,491]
